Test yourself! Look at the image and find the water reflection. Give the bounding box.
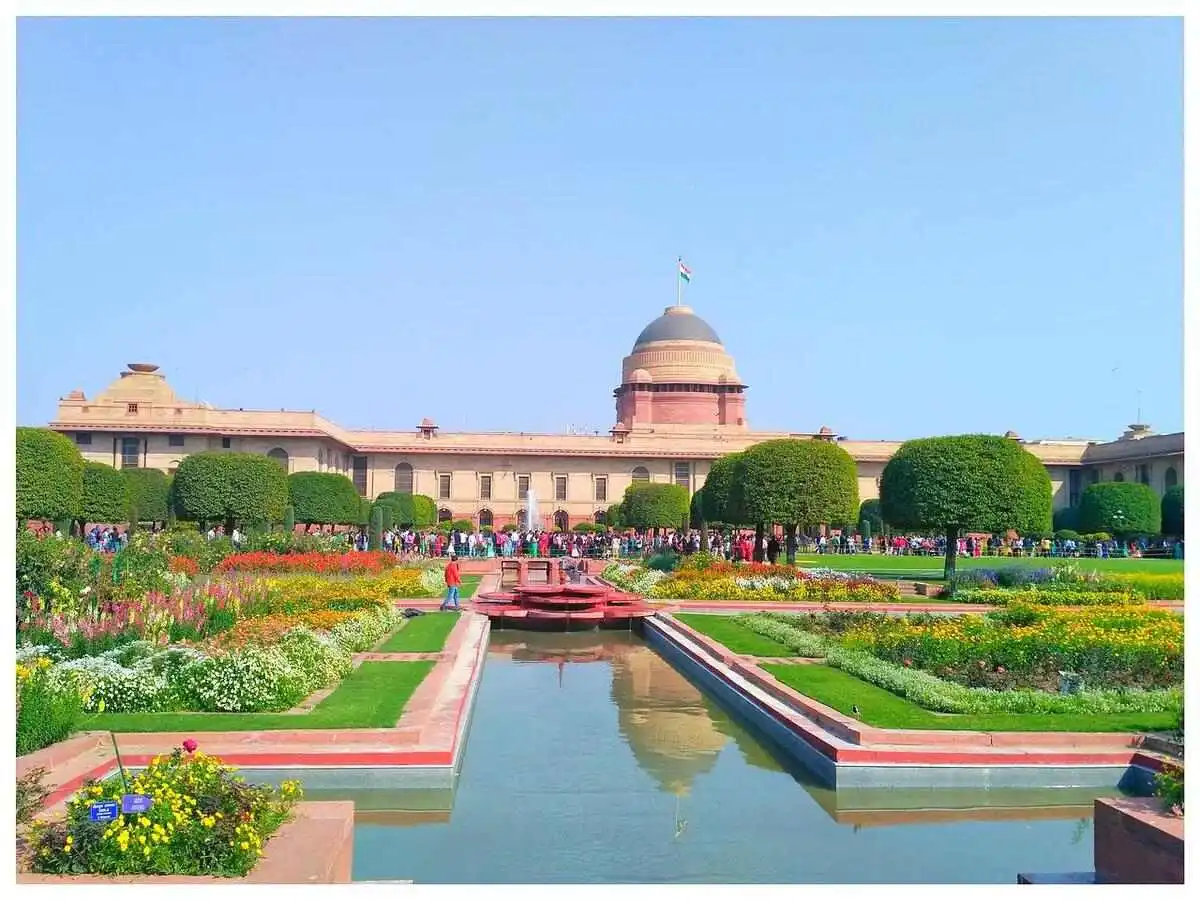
[344,631,1117,883]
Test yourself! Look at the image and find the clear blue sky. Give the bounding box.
[17,17,1183,440]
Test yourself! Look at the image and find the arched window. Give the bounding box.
[478,508,494,528]
[395,462,414,494]
[267,448,289,471]
[438,507,452,522]
[554,510,570,531]
[631,466,650,483]
[1165,467,1178,489]
[594,509,607,524]
[1114,471,1125,482]
[515,508,527,529]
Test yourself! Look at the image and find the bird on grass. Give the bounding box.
[851,705,861,718]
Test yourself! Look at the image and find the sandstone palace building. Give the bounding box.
[48,304,1185,531]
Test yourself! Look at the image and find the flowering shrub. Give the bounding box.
[249,569,433,615]
[25,745,302,877]
[601,563,670,595]
[1154,762,1184,814]
[837,603,1183,690]
[174,645,309,713]
[953,588,1143,607]
[215,610,357,648]
[168,555,200,578]
[1101,572,1185,603]
[732,613,828,657]
[216,551,395,575]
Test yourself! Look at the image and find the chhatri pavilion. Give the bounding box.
[47,303,1184,530]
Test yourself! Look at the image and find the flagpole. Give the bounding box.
[676,257,682,307]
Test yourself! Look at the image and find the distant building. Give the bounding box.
[47,305,1184,530]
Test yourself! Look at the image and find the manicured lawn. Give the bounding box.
[674,613,795,656]
[787,553,1183,582]
[377,612,460,652]
[89,661,435,732]
[761,662,1178,733]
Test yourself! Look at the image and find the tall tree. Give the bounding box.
[16,428,84,525]
[731,439,859,564]
[880,434,1052,582]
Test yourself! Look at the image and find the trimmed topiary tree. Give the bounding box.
[369,504,384,551]
[858,498,884,538]
[701,453,740,528]
[81,461,130,527]
[172,452,289,534]
[287,472,361,528]
[121,468,171,526]
[373,492,437,528]
[1077,481,1161,538]
[16,428,84,524]
[282,504,296,534]
[620,482,690,534]
[1162,485,1184,539]
[604,503,624,529]
[880,434,1052,581]
[1052,505,1081,533]
[731,439,859,564]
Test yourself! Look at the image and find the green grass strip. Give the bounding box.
[761,663,1177,733]
[377,612,460,653]
[89,661,435,733]
[674,613,795,656]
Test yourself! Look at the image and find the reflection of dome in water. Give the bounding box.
[610,647,729,795]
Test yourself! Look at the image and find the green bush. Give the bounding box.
[16,529,96,611]
[17,667,82,755]
[1162,485,1184,538]
[122,468,172,524]
[1077,482,1161,537]
[1052,506,1081,532]
[621,483,690,530]
[604,503,624,528]
[81,461,130,526]
[1054,529,1082,541]
[953,588,1142,607]
[16,428,84,523]
[734,613,828,657]
[449,518,474,533]
[645,550,680,572]
[288,472,361,526]
[369,505,384,551]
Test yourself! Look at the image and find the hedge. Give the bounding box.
[1162,485,1184,538]
[1077,482,1161,537]
[16,428,84,522]
[373,492,437,528]
[172,452,289,529]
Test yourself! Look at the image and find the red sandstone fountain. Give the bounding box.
[474,559,655,631]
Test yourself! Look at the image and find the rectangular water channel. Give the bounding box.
[292,631,1121,883]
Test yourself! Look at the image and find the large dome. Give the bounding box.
[633,305,722,348]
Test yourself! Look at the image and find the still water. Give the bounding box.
[314,632,1117,883]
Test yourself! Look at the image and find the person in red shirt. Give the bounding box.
[440,554,462,610]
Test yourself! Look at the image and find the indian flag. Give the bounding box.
[678,259,692,283]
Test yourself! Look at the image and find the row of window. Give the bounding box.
[425,470,613,503]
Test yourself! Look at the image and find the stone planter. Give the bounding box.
[1093,796,1183,884]
[18,801,355,884]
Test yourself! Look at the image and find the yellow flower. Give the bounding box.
[96,699,106,714]
[240,842,250,850]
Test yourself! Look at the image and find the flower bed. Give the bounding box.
[215,551,396,575]
[602,561,901,603]
[953,587,1143,606]
[727,612,1181,716]
[24,745,301,877]
[952,565,1184,603]
[837,603,1182,691]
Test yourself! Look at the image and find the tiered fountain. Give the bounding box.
[474,560,655,631]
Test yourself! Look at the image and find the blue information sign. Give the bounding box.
[88,800,120,823]
[121,794,153,814]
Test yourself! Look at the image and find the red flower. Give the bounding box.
[182,738,198,754]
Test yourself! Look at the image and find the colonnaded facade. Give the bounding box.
[47,303,1185,530]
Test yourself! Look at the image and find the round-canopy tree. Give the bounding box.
[1162,485,1184,538]
[16,427,84,524]
[620,482,690,534]
[1077,482,1161,538]
[701,453,740,528]
[288,472,361,528]
[880,434,1052,581]
[81,461,130,527]
[122,468,172,526]
[172,452,289,533]
[604,503,624,529]
[374,492,437,528]
[731,438,859,564]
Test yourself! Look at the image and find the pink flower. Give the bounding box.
[995,665,1006,674]
[182,738,198,754]
[903,659,912,667]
